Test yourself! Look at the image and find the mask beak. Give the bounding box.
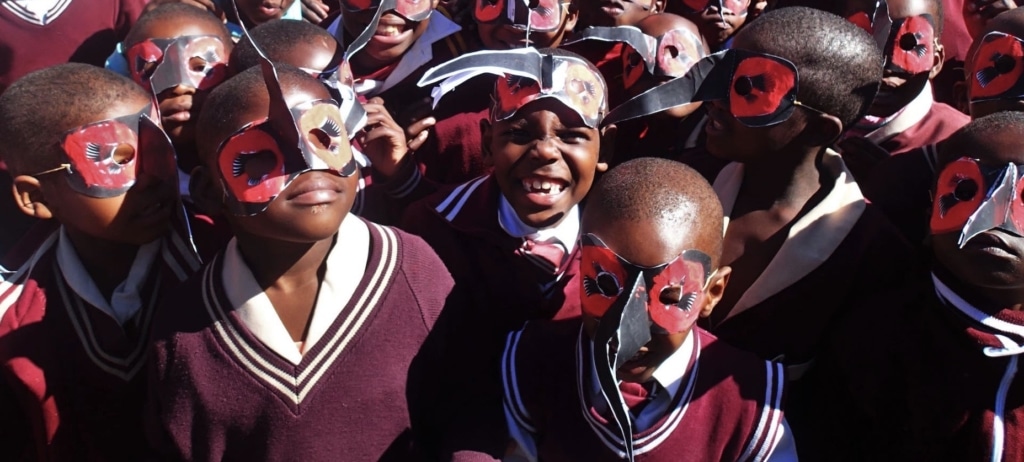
[960,164,1023,247]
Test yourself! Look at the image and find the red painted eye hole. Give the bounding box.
[232,150,278,186]
[899,33,921,51]
[583,263,623,297]
[734,76,754,96]
[996,54,1017,74]
[953,177,979,201]
[112,144,136,165]
[627,51,643,68]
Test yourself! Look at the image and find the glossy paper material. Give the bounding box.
[418,48,608,127]
[931,157,1024,247]
[125,35,229,94]
[969,32,1024,102]
[57,105,177,198]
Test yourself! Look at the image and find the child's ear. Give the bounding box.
[699,265,732,318]
[11,175,53,220]
[480,119,495,167]
[597,123,617,173]
[929,41,946,80]
[564,1,581,31]
[188,166,224,217]
[653,0,665,13]
[805,112,843,147]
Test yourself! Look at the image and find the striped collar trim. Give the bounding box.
[1,0,72,26]
[201,223,400,410]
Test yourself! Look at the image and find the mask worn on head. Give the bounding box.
[931,157,1024,248]
[33,104,178,198]
[340,0,432,22]
[418,47,609,128]
[603,49,835,128]
[845,0,894,53]
[969,32,1024,103]
[221,0,356,216]
[884,14,935,75]
[474,0,565,32]
[562,26,657,90]
[581,233,713,462]
[125,35,229,95]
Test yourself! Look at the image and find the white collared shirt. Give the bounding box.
[221,214,369,365]
[497,194,580,252]
[862,81,934,145]
[56,227,162,326]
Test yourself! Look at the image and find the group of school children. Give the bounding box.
[2,0,1024,459]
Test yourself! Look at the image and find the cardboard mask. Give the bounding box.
[220,0,356,216]
[302,59,369,136]
[561,26,657,90]
[844,0,893,53]
[473,0,565,32]
[581,233,713,462]
[884,14,935,75]
[969,32,1024,103]
[931,157,1024,247]
[418,48,608,128]
[34,105,178,198]
[339,0,432,22]
[125,35,229,95]
[603,49,830,128]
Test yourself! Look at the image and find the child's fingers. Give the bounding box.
[407,129,430,152]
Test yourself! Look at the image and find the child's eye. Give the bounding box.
[503,128,532,142]
[189,57,211,73]
[559,131,590,143]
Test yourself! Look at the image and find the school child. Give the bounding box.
[862,8,1024,247]
[578,0,659,28]
[502,158,795,461]
[806,111,1024,460]
[145,61,459,461]
[401,46,616,457]
[412,0,583,185]
[0,64,200,460]
[838,0,969,157]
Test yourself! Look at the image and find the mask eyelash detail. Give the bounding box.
[320,118,342,138]
[232,151,268,187]
[85,143,102,162]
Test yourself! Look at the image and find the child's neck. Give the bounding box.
[935,265,1024,312]
[734,147,825,213]
[234,231,336,343]
[64,227,142,301]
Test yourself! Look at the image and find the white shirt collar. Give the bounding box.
[497,194,580,251]
[353,13,461,96]
[56,226,162,326]
[222,214,370,365]
[863,81,934,145]
[932,272,1024,357]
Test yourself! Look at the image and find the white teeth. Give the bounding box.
[378,25,401,36]
[522,179,565,195]
[542,181,551,190]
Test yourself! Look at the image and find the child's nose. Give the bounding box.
[530,137,562,160]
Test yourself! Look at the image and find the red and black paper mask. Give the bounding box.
[562,26,657,91]
[603,49,826,128]
[884,14,935,75]
[931,157,1024,247]
[582,232,713,460]
[580,233,713,335]
[969,32,1024,103]
[340,0,432,21]
[125,35,229,95]
[39,105,178,198]
[418,48,608,128]
[473,0,565,32]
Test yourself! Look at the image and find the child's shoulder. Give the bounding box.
[0,232,61,333]
[401,175,496,233]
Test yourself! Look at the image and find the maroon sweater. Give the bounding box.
[875,101,968,156]
[0,0,144,93]
[0,229,200,461]
[145,222,459,461]
[504,319,787,461]
[413,75,493,185]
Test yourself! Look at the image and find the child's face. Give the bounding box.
[863,0,943,117]
[580,217,713,383]
[342,0,439,70]
[203,80,359,243]
[579,0,656,28]
[483,98,605,228]
[130,18,233,150]
[476,2,579,50]
[237,0,297,25]
[932,135,1024,294]
[679,0,750,50]
[37,94,179,245]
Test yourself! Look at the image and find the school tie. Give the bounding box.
[515,237,567,276]
[619,381,656,417]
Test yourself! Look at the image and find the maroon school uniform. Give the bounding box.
[502,319,788,461]
[613,111,707,167]
[0,227,200,461]
[701,150,916,376]
[807,273,1024,460]
[0,0,144,93]
[146,220,455,461]
[413,75,493,185]
[860,143,940,246]
[852,82,968,156]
